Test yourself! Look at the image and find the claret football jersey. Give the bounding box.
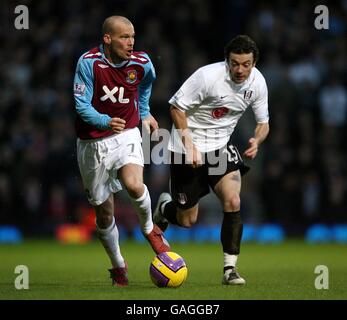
[73,45,155,140]
[168,62,269,153]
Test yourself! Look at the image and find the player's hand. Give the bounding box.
[243,137,258,159]
[109,117,126,134]
[186,145,203,168]
[142,115,159,136]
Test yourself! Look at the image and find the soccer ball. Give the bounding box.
[150,252,188,288]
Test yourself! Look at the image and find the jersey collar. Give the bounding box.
[99,44,129,68]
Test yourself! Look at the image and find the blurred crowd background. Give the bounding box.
[0,0,346,237]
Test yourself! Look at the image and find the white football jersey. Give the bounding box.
[168,62,269,153]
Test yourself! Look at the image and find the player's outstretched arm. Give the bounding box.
[243,122,269,159]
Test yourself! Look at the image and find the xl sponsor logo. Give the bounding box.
[100,85,129,104]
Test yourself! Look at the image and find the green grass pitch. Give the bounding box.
[0,239,346,300]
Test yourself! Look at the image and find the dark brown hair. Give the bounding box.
[224,35,259,63]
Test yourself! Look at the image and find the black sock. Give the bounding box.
[221,211,243,255]
[162,201,180,226]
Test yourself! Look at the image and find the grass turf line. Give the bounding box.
[0,240,346,300]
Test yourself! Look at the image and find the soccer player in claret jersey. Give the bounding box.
[73,16,170,286]
[154,35,269,285]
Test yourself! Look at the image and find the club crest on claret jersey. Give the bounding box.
[126,70,137,84]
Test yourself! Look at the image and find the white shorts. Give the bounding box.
[77,128,144,206]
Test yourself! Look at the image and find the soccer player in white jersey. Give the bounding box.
[154,35,269,285]
[73,16,170,286]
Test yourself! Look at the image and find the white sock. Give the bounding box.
[130,184,153,235]
[224,253,238,269]
[96,217,125,268]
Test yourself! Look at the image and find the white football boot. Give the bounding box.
[222,267,246,285]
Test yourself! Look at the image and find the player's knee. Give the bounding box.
[94,199,114,229]
[223,194,240,212]
[188,215,198,227]
[125,180,144,199]
[179,220,194,228]
[95,213,113,229]
[177,214,197,228]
